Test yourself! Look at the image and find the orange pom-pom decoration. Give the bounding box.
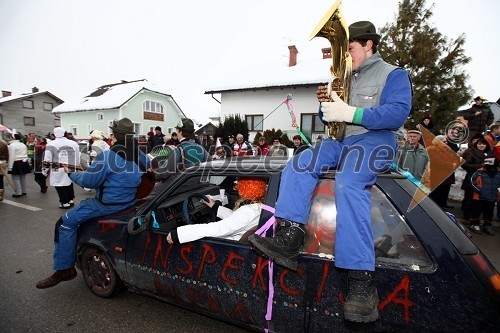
[237,178,267,201]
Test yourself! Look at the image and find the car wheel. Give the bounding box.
[81,247,124,298]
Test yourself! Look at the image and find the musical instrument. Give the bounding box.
[147,145,175,169]
[309,0,352,141]
[42,161,85,171]
[43,161,156,200]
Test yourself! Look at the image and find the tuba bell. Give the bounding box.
[309,0,352,141]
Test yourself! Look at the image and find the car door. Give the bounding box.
[290,175,498,332]
[260,176,435,332]
[124,170,286,331]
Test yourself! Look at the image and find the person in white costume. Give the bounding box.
[43,127,80,208]
[166,178,267,244]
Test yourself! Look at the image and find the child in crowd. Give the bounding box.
[470,159,500,235]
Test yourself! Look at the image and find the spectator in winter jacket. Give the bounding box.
[461,137,491,219]
[89,130,110,162]
[227,134,236,148]
[34,137,48,193]
[8,132,32,197]
[419,115,435,136]
[428,131,461,208]
[463,96,494,144]
[292,134,307,155]
[470,161,500,235]
[484,124,500,150]
[269,137,288,157]
[255,136,270,156]
[395,130,429,181]
[164,132,180,146]
[233,133,253,156]
[146,130,155,152]
[151,126,165,149]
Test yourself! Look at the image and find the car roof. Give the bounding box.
[198,156,407,179]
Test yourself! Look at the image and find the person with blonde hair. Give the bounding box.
[89,130,110,161]
[166,177,267,244]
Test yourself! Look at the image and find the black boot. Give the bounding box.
[344,270,379,323]
[248,219,306,271]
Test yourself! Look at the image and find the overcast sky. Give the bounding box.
[0,0,498,121]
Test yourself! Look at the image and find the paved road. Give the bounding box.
[446,201,500,271]
[0,177,247,333]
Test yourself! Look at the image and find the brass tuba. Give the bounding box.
[309,0,352,141]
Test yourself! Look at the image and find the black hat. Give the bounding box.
[474,96,486,101]
[175,118,195,133]
[228,134,235,139]
[109,118,135,134]
[349,21,381,44]
[155,126,162,131]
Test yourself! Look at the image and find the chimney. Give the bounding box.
[32,86,39,93]
[322,47,332,59]
[2,90,12,97]
[288,45,298,67]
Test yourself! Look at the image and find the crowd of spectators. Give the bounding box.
[394,96,498,235]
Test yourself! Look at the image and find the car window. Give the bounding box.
[151,174,267,230]
[302,179,433,269]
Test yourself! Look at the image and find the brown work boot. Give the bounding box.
[36,268,77,289]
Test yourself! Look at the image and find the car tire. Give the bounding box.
[81,247,125,298]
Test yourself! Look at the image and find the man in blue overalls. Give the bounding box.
[36,118,149,289]
[249,21,412,322]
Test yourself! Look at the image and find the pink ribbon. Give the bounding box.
[257,204,277,331]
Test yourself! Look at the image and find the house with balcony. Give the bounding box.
[0,87,63,138]
[52,79,185,139]
[205,45,331,142]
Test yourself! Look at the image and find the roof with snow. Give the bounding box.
[0,91,64,104]
[53,79,182,114]
[205,55,331,94]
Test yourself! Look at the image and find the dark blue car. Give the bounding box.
[76,157,500,332]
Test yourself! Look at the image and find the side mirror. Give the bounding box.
[128,214,149,235]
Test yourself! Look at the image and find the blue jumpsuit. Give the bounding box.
[275,56,412,271]
[53,150,149,270]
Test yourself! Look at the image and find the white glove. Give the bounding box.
[320,91,363,124]
[484,157,495,165]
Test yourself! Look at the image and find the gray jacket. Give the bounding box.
[395,142,429,181]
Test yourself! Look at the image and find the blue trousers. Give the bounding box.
[275,131,396,271]
[53,198,134,270]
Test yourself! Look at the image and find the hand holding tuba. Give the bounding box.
[310,0,352,141]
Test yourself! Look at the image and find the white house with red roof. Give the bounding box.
[205,45,331,142]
